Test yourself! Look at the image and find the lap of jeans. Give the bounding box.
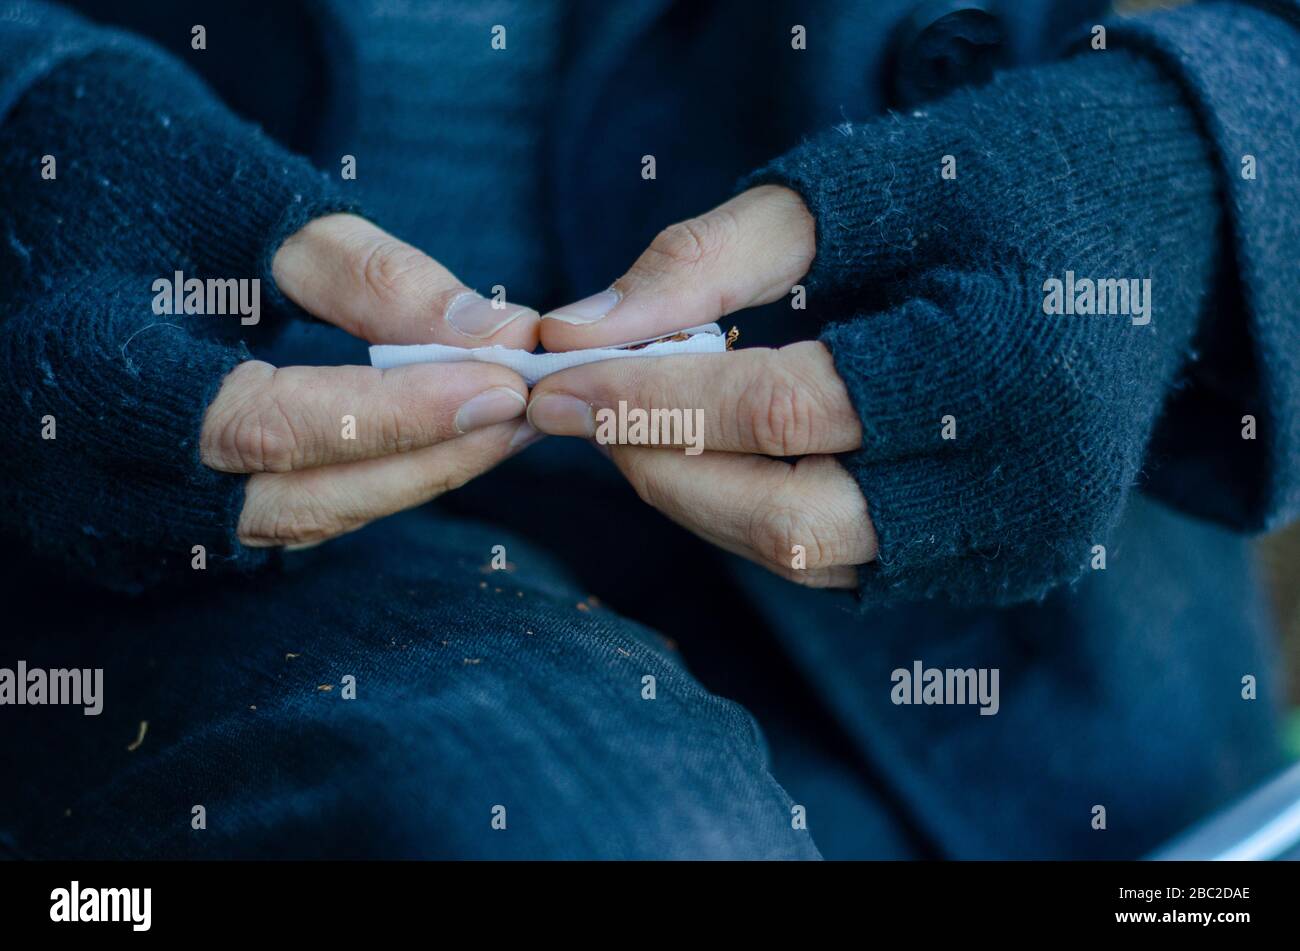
[0,508,822,859]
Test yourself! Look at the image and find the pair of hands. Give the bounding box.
[200,186,877,588]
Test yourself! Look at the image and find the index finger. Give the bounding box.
[273,214,540,349]
[202,359,528,474]
[526,340,862,456]
[538,186,814,352]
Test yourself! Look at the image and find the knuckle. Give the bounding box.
[748,495,840,571]
[356,238,433,307]
[233,371,302,472]
[747,502,802,569]
[240,481,345,547]
[204,362,299,473]
[255,395,303,472]
[268,500,339,546]
[376,400,418,456]
[737,360,820,456]
[646,213,733,272]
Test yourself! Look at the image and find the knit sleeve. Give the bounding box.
[1103,0,1300,532]
[0,2,358,591]
[742,48,1231,606]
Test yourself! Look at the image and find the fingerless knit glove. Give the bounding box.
[0,6,357,591]
[744,48,1226,606]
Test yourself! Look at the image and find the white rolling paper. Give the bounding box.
[370,323,726,386]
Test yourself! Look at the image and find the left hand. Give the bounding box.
[529,186,876,588]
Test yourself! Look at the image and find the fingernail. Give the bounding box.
[445,292,532,339]
[455,387,526,434]
[544,288,622,325]
[509,420,546,451]
[527,394,595,436]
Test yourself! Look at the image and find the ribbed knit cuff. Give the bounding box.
[1,271,268,592]
[739,117,947,303]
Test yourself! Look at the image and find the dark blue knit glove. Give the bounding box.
[0,38,355,591]
[744,49,1224,605]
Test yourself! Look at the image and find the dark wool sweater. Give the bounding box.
[1,0,1298,859]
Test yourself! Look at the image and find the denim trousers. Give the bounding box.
[0,501,919,860]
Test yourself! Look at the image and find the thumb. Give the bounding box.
[272,213,540,349]
[539,185,815,352]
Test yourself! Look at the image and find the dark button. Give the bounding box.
[885,0,1009,109]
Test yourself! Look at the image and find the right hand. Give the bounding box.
[200,213,542,549]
